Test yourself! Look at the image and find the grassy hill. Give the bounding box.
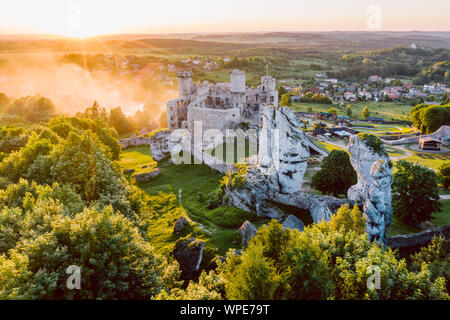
[119,145,261,257]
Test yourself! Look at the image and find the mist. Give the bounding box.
[0,53,177,118]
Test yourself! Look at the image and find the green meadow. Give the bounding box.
[119,145,260,256]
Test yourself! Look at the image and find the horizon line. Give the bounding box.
[1,29,450,38]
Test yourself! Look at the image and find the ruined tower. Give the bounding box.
[230,69,246,108]
[177,71,194,97]
[261,75,278,105]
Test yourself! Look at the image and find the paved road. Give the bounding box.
[441,194,450,200]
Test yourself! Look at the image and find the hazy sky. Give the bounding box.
[0,0,449,36]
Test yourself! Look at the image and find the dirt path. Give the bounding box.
[389,145,413,161]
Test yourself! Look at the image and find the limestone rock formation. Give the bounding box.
[258,107,310,193]
[134,168,161,183]
[347,134,393,243]
[238,221,258,248]
[173,216,190,234]
[225,166,350,222]
[224,106,350,223]
[282,215,304,232]
[172,238,205,279]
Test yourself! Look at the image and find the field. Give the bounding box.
[291,101,414,122]
[400,145,450,171]
[119,145,260,256]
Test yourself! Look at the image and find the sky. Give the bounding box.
[0,0,449,37]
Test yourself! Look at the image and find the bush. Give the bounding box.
[358,133,388,157]
[438,162,450,189]
[219,210,449,300]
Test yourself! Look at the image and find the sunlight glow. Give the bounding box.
[0,0,449,35]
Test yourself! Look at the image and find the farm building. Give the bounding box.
[419,137,442,151]
[366,117,384,124]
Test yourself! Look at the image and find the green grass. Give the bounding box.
[386,146,405,157]
[291,101,414,122]
[388,200,450,236]
[432,200,450,227]
[119,146,259,256]
[311,139,348,154]
[401,154,448,171]
[387,217,419,236]
[118,145,157,175]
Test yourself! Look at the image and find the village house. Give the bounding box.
[344,92,356,101]
[368,75,382,83]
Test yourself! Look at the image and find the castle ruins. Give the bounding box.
[167,70,278,132]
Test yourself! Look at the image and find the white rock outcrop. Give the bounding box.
[347,134,393,243]
[224,106,350,223]
[258,107,310,193]
[282,215,305,232]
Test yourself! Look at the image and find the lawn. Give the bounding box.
[311,138,349,155]
[119,145,157,175]
[387,217,419,237]
[400,146,450,171]
[291,101,414,122]
[432,199,450,227]
[119,145,259,256]
[387,200,450,236]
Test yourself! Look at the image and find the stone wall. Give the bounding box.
[388,224,450,249]
[119,136,152,149]
[187,106,241,133]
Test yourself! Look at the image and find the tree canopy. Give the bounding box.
[311,150,357,197]
[392,160,441,226]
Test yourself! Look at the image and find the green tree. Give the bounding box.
[0,205,180,299]
[346,105,352,117]
[311,150,357,197]
[437,161,450,189]
[411,104,450,134]
[280,93,292,107]
[49,131,124,202]
[0,93,11,113]
[328,204,365,234]
[361,106,370,119]
[109,107,133,134]
[219,212,448,300]
[328,107,337,114]
[392,160,441,226]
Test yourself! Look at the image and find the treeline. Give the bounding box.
[414,60,450,85]
[0,93,56,122]
[76,101,162,134]
[328,47,450,81]
[0,92,165,134]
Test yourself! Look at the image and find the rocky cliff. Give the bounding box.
[348,134,393,244]
[258,107,310,193]
[225,107,350,223]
